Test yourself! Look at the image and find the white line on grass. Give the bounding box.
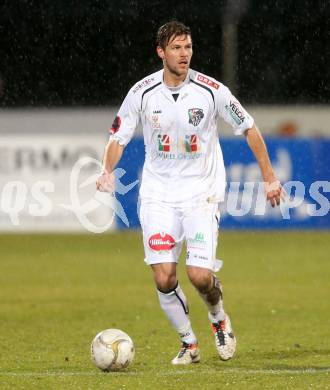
[0,368,329,377]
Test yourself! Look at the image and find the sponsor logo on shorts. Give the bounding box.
[187,232,207,249]
[149,232,175,251]
[188,108,204,126]
[186,251,208,261]
[225,100,246,125]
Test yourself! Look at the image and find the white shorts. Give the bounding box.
[139,199,222,272]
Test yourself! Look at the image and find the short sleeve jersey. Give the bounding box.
[110,69,254,204]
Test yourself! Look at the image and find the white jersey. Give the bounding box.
[110,69,254,204]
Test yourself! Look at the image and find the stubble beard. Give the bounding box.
[165,60,189,79]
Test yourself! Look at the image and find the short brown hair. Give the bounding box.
[156,21,191,49]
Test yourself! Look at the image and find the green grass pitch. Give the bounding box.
[0,231,329,389]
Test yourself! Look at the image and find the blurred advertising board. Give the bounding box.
[0,133,115,232]
[1,130,328,231]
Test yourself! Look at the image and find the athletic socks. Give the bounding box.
[198,274,226,323]
[157,282,197,344]
[157,276,225,343]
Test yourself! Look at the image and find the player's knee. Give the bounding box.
[187,267,212,293]
[154,273,177,292]
[151,263,177,292]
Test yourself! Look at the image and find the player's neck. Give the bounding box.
[163,68,188,87]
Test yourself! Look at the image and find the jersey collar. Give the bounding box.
[161,69,191,102]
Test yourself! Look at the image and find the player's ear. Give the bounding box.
[157,46,165,60]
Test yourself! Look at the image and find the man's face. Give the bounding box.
[157,34,193,78]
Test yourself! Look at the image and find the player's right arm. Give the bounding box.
[96,140,124,192]
[102,139,124,173]
[96,87,140,192]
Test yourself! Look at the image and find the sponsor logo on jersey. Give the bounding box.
[110,116,121,134]
[188,108,204,126]
[152,115,161,129]
[225,100,246,125]
[185,134,198,153]
[153,110,162,114]
[196,74,220,90]
[132,77,155,94]
[158,134,170,152]
[149,232,175,251]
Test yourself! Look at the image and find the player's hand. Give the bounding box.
[264,179,286,207]
[96,170,115,193]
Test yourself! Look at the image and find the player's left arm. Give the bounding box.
[244,123,284,207]
[215,83,285,207]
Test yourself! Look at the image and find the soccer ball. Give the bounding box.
[91,329,135,371]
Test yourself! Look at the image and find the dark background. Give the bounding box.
[1,0,329,106]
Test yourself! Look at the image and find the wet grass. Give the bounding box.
[0,231,329,389]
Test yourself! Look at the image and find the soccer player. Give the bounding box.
[97,21,284,365]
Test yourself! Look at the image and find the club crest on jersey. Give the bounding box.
[188,108,204,127]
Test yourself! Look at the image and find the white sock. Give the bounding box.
[157,283,197,344]
[198,275,226,323]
